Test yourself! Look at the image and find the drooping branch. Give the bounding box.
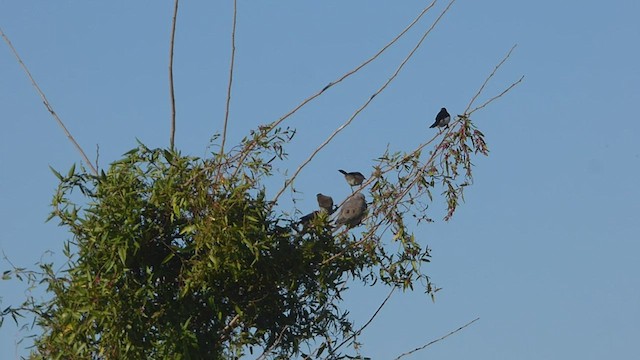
[1,27,98,175]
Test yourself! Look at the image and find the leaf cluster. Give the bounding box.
[7,139,369,359]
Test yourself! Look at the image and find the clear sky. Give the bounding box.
[1,1,639,359]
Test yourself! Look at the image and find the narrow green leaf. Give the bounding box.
[67,164,76,178]
[118,248,127,266]
[161,253,175,265]
[49,166,63,180]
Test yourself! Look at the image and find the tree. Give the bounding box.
[1,1,521,358]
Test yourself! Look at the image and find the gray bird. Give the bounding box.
[429,107,451,128]
[299,210,320,227]
[338,169,366,188]
[335,193,367,229]
[316,193,335,214]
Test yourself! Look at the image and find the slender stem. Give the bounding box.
[469,75,524,115]
[266,0,438,133]
[220,0,238,157]
[464,44,517,114]
[218,313,240,342]
[1,27,98,175]
[324,286,397,359]
[95,144,100,172]
[255,325,290,360]
[168,0,180,150]
[393,317,480,360]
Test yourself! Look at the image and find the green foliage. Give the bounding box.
[2,116,489,359]
[21,138,372,358]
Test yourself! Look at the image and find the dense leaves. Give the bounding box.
[16,140,375,359]
[2,111,488,359]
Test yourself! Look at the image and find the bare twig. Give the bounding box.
[393,317,480,360]
[219,0,238,158]
[271,0,456,204]
[464,44,518,114]
[468,75,524,115]
[168,0,180,150]
[1,27,98,175]
[324,286,397,359]
[95,144,100,172]
[230,0,438,180]
[265,0,438,132]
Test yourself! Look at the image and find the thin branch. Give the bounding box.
[468,75,524,115]
[324,286,397,359]
[168,0,179,150]
[1,27,98,175]
[230,0,438,179]
[218,314,241,342]
[265,0,438,132]
[299,281,352,360]
[95,144,100,172]
[255,325,290,360]
[219,0,238,157]
[271,0,456,204]
[393,317,480,360]
[464,44,517,114]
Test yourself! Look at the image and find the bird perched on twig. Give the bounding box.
[298,193,335,231]
[316,193,335,215]
[338,169,365,190]
[299,210,320,226]
[429,107,451,129]
[335,193,367,229]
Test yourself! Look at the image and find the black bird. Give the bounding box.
[335,193,367,229]
[429,107,451,129]
[316,193,335,215]
[338,169,365,188]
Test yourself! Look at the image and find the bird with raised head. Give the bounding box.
[316,193,335,214]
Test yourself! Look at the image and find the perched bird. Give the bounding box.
[298,210,325,232]
[335,193,367,229]
[299,210,320,226]
[338,169,366,188]
[316,193,335,214]
[429,107,451,129]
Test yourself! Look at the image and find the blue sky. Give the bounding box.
[1,1,639,358]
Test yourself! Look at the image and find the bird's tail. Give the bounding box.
[338,169,347,175]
